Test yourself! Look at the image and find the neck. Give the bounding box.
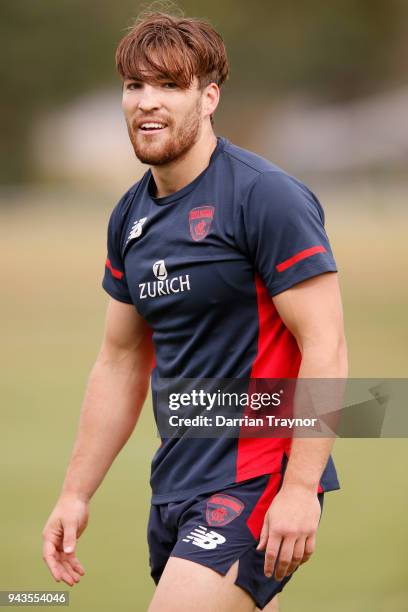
[150,129,218,198]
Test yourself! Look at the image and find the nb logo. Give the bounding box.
[127,217,147,243]
[182,526,226,550]
[152,259,168,280]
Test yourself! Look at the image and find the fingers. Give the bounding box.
[70,556,86,576]
[42,541,76,586]
[62,522,77,555]
[256,516,269,552]
[273,536,296,581]
[42,531,85,587]
[61,559,81,585]
[263,533,316,580]
[263,532,282,578]
[300,533,316,565]
[284,538,305,576]
[262,531,317,581]
[42,540,62,582]
[59,565,76,587]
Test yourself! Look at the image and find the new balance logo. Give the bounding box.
[182,526,226,550]
[127,217,147,243]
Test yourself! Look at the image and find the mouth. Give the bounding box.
[137,121,168,135]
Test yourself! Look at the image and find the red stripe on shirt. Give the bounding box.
[276,245,326,273]
[236,276,300,482]
[235,275,326,493]
[246,473,282,539]
[105,257,124,279]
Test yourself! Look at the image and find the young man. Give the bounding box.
[42,11,347,611]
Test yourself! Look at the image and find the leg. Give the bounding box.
[148,557,257,612]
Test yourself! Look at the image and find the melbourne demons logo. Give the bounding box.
[205,494,244,527]
[189,206,215,241]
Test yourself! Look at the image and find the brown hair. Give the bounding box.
[115,8,229,90]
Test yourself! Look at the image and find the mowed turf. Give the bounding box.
[1,190,407,611]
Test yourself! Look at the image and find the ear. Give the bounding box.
[202,82,220,119]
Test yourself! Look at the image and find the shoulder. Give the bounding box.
[108,174,147,229]
[228,150,325,225]
[221,139,323,216]
[222,138,283,176]
[248,169,319,207]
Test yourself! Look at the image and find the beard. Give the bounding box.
[126,99,202,166]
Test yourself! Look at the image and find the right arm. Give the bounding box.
[42,297,154,586]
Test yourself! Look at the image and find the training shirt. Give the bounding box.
[102,136,340,503]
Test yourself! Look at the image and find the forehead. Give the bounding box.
[123,72,200,90]
[120,48,199,89]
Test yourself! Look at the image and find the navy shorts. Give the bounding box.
[148,473,324,610]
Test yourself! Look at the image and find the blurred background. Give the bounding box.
[1,0,407,610]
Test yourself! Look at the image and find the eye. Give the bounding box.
[162,82,178,89]
[125,81,142,90]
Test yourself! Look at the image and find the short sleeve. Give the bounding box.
[235,171,338,296]
[102,193,133,304]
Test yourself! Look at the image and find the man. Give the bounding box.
[42,10,347,611]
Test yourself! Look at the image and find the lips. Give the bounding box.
[136,119,168,134]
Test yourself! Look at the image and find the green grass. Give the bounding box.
[1,192,407,611]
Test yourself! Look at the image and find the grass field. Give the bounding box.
[1,187,407,611]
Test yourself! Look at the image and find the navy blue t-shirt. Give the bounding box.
[102,136,340,503]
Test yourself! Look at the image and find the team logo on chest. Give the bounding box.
[189,206,215,241]
[205,494,245,526]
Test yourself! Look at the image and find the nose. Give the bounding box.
[138,84,161,112]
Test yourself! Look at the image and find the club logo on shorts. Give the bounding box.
[205,494,245,527]
[182,526,226,549]
[189,206,215,241]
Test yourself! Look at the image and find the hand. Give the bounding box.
[256,484,321,581]
[42,493,89,586]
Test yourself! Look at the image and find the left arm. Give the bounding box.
[256,271,348,580]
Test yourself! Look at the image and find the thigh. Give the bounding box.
[148,557,256,612]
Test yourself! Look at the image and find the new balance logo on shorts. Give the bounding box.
[182,526,226,550]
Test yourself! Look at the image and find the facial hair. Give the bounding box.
[126,97,202,166]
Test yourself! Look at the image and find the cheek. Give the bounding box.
[122,95,138,116]
[121,102,130,120]
[175,100,202,127]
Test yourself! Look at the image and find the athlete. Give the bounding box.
[42,10,348,611]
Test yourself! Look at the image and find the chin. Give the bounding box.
[134,146,174,166]
[137,153,171,165]
[130,120,201,166]
[134,142,192,166]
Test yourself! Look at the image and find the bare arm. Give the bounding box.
[257,272,348,579]
[42,298,154,586]
[61,297,154,501]
[274,271,348,489]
